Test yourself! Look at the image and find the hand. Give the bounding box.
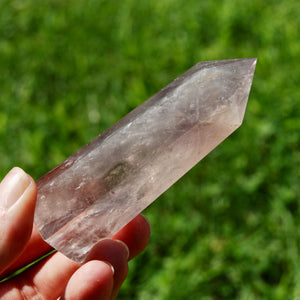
[0,167,151,299]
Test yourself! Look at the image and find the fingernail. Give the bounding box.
[103,261,115,275]
[114,240,130,261]
[0,167,31,210]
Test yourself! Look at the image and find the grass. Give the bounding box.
[0,250,56,283]
[0,0,299,298]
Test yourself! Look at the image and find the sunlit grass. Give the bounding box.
[0,0,299,298]
[0,250,56,283]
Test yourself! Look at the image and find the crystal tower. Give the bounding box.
[34,58,257,262]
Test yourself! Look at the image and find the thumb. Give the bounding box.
[0,167,37,273]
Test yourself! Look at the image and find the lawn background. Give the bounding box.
[0,0,299,298]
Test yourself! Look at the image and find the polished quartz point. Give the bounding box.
[34,58,257,262]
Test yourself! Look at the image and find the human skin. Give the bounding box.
[0,167,151,299]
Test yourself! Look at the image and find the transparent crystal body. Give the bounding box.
[34,58,257,262]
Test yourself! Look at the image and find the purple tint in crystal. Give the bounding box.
[34,58,257,262]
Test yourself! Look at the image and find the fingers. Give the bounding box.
[29,215,151,299]
[26,251,80,299]
[61,260,114,300]
[113,214,151,260]
[2,214,151,299]
[0,170,151,300]
[86,239,129,299]
[0,167,37,273]
[0,225,52,280]
[36,215,151,299]
[2,213,151,279]
[18,240,129,299]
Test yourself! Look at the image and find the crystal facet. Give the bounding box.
[34,58,257,262]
